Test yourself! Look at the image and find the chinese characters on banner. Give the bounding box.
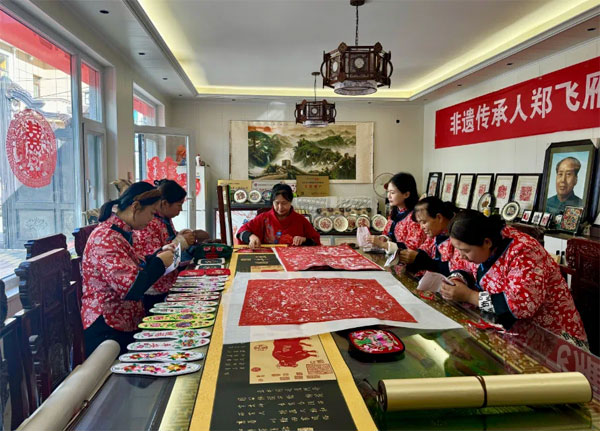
[435,57,600,148]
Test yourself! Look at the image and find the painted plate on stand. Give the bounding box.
[149,306,216,314]
[248,189,262,203]
[346,215,358,231]
[166,294,220,302]
[233,189,248,203]
[111,362,200,377]
[142,312,215,322]
[317,216,333,233]
[478,192,496,213]
[261,190,272,202]
[356,215,371,229]
[371,214,387,232]
[333,215,349,233]
[119,351,205,362]
[138,320,215,330]
[500,201,520,222]
[134,329,212,340]
[155,300,219,308]
[127,337,210,351]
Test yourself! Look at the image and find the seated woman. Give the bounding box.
[368,172,426,255]
[236,184,320,248]
[441,210,586,342]
[81,182,174,356]
[134,179,209,312]
[401,197,461,275]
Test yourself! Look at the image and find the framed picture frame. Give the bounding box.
[493,174,516,210]
[441,173,458,202]
[539,140,599,221]
[553,214,563,229]
[426,172,442,197]
[560,206,584,233]
[454,173,475,209]
[531,212,543,225]
[513,174,542,216]
[470,174,495,210]
[540,212,552,228]
[521,210,532,223]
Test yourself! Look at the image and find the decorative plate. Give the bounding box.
[333,215,349,233]
[478,192,496,213]
[371,214,387,232]
[134,329,211,340]
[356,215,371,229]
[142,312,215,322]
[317,216,333,233]
[149,306,216,314]
[166,294,220,302]
[248,189,262,203]
[348,329,405,357]
[119,351,205,362]
[345,215,357,231]
[233,189,248,203]
[312,216,322,230]
[127,337,210,351]
[156,300,219,308]
[261,190,272,202]
[500,201,520,222]
[138,320,215,330]
[111,362,200,377]
[171,286,224,292]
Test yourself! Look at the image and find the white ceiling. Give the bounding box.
[63,0,600,101]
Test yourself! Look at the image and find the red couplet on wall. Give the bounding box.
[435,57,600,149]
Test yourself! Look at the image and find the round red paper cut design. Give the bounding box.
[6,109,57,188]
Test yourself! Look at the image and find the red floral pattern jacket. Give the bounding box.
[237,208,321,245]
[382,209,427,250]
[134,216,178,293]
[81,214,146,331]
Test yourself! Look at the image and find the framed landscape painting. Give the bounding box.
[230,121,374,183]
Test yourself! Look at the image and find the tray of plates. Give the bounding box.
[134,329,212,340]
[111,362,200,377]
[138,320,214,330]
[127,337,210,351]
[119,351,205,362]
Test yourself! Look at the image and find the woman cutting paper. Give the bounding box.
[367,172,426,255]
[81,182,174,355]
[134,179,209,311]
[441,210,586,342]
[236,184,321,248]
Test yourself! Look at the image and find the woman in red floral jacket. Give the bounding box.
[81,182,174,355]
[442,210,586,342]
[368,172,427,255]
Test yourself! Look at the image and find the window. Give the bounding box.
[81,61,101,121]
[0,9,81,275]
[133,93,157,126]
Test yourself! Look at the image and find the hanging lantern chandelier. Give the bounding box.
[321,0,392,95]
[295,72,336,128]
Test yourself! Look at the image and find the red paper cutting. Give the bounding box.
[239,277,416,326]
[144,156,201,196]
[274,245,382,271]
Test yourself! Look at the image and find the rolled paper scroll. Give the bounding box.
[18,340,120,430]
[378,372,592,411]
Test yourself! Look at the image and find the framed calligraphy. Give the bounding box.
[454,173,475,209]
[493,174,516,210]
[440,173,457,203]
[470,174,495,210]
[426,172,442,197]
[513,174,542,216]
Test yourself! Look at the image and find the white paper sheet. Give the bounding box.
[164,243,181,275]
[222,271,462,344]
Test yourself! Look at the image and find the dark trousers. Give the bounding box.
[143,292,168,314]
[84,315,136,357]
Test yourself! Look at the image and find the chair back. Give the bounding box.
[24,234,67,259]
[216,185,234,245]
[566,237,600,355]
[73,224,98,257]
[15,249,71,401]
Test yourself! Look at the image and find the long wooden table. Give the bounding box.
[69,248,600,431]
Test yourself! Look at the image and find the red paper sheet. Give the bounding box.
[274,245,382,271]
[239,277,416,326]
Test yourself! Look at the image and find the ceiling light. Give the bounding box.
[587,27,597,31]
[99,9,109,14]
[321,0,392,96]
[295,72,336,128]
[506,62,514,66]
[162,77,168,80]
[138,52,146,56]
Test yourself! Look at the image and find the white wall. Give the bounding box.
[169,99,424,234]
[422,38,600,191]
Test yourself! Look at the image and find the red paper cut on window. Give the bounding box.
[6,109,57,188]
[239,277,416,326]
[273,245,382,271]
[144,156,200,195]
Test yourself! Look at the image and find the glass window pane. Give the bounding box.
[86,134,103,211]
[133,94,156,126]
[0,10,79,278]
[81,61,101,121]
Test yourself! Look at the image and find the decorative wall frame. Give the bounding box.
[513,174,542,216]
[470,174,494,210]
[440,173,458,203]
[426,172,442,197]
[230,121,374,183]
[493,174,516,210]
[455,173,475,209]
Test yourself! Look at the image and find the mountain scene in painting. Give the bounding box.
[247,124,357,180]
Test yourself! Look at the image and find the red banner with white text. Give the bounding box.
[435,57,600,148]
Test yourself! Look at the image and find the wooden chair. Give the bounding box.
[73,224,98,258]
[24,234,68,260]
[216,185,234,245]
[15,249,71,401]
[566,237,600,355]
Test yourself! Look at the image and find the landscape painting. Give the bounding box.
[230,121,373,183]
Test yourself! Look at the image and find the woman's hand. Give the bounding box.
[292,236,306,246]
[440,278,478,305]
[162,243,177,252]
[248,234,262,249]
[367,235,388,249]
[157,250,174,268]
[398,249,418,264]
